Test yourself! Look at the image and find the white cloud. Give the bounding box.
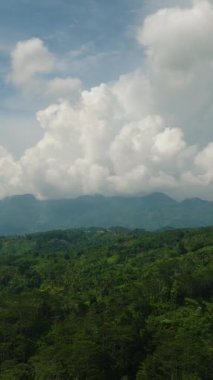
[9,38,55,86]
[152,128,186,158]
[137,0,213,146]
[8,38,82,102]
[138,0,213,72]
[0,146,23,198]
[1,1,213,200]
[15,94,212,199]
[44,77,82,100]
[195,143,213,182]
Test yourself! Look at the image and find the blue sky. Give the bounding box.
[0,1,185,89]
[0,0,213,200]
[0,0,148,155]
[0,0,144,83]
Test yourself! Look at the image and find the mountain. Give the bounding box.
[0,192,213,235]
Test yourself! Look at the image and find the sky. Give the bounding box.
[0,0,213,200]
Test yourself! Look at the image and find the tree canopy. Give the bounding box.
[0,227,212,379]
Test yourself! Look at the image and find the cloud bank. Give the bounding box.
[1,0,213,200]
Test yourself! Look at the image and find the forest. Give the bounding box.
[0,227,212,379]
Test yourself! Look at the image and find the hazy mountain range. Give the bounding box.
[0,192,212,235]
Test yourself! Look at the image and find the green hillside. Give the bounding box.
[0,193,213,235]
[0,227,212,379]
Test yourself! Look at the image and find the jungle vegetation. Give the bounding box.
[0,227,212,379]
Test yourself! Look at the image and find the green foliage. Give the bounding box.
[0,227,212,379]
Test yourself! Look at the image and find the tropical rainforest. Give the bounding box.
[0,227,212,379]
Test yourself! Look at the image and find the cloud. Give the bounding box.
[44,77,82,101]
[138,1,213,72]
[9,38,55,86]
[195,143,213,183]
[0,146,23,198]
[16,92,213,199]
[1,1,213,200]
[8,38,82,102]
[137,0,213,146]
[19,105,178,197]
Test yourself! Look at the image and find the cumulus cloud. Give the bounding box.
[1,0,213,200]
[44,77,82,101]
[138,0,213,72]
[18,106,180,198]
[8,38,82,101]
[9,38,54,86]
[7,93,213,199]
[0,146,23,198]
[138,0,213,144]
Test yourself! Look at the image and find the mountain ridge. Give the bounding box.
[0,192,212,235]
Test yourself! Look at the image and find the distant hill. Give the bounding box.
[0,192,213,235]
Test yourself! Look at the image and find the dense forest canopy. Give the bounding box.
[0,227,212,379]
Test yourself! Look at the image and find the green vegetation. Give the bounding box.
[0,227,212,379]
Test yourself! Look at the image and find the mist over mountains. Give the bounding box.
[0,192,213,235]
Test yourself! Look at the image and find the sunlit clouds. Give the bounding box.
[0,0,213,199]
